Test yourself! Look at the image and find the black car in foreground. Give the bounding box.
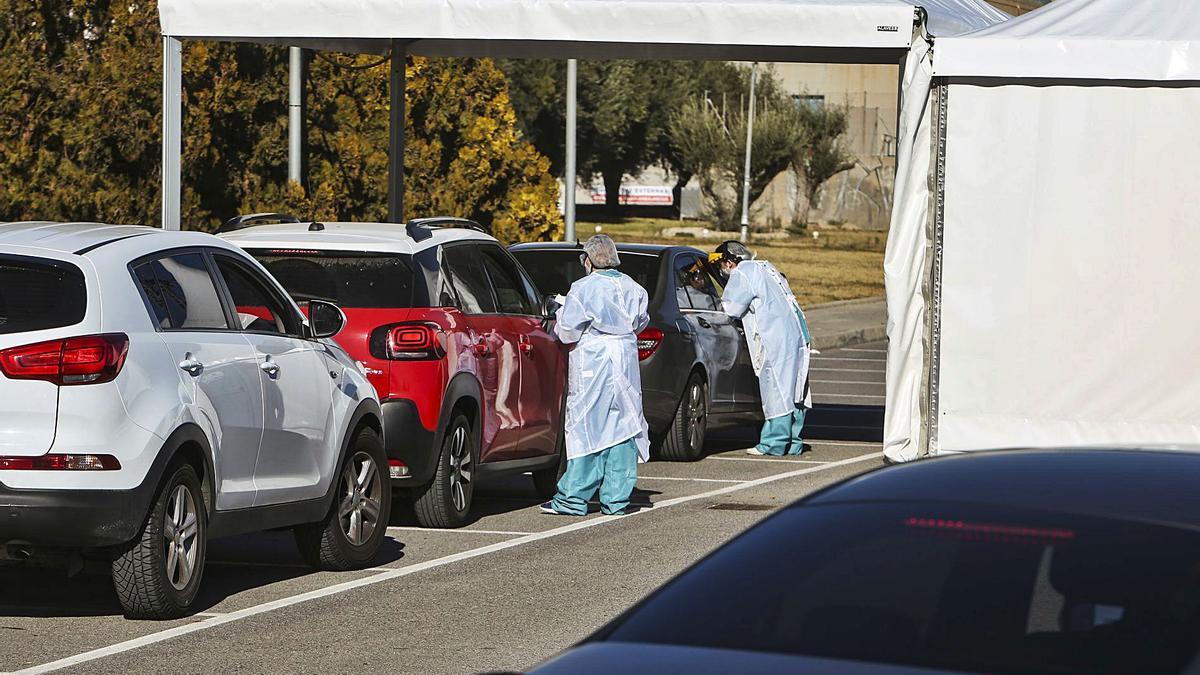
[510,242,762,461]
[532,449,1200,674]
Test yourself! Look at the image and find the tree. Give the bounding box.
[0,2,561,243]
[500,59,747,215]
[668,75,808,230]
[793,103,855,226]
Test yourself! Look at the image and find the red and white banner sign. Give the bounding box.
[589,185,673,206]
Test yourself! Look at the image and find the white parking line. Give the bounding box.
[386,526,533,536]
[709,456,831,464]
[12,451,881,675]
[637,476,747,484]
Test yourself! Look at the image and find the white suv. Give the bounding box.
[0,222,390,619]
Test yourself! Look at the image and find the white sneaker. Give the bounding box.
[745,448,766,456]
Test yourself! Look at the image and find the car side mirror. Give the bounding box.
[307,300,347,339]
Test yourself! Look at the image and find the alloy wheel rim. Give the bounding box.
[163,484,200,591]
[687,383,706,451]
[448,425,472,512]
[339,451,383,546]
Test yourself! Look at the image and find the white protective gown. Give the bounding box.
[721,260,813,420]
[555,270,651,462]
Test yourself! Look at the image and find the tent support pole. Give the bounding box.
[161,36,182,231]
[388,41,406,223]
[288,47,306,186]
[564,58,577,242]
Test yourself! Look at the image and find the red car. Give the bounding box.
[221,215,566,527]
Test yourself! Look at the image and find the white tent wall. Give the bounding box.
[881,33,935,462]
[929,81,1200,453]
[885,0,1200,456]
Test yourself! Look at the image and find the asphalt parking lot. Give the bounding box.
[0,341,887,675]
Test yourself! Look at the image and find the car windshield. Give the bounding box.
[511,249,660,298]
[0,255,86,334]
[602,502,1200,674]
[249,250,417,308]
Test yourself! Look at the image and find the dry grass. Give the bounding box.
[579,218,886,307]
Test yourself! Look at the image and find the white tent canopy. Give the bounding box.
[159,0,1005,58]
[157,0,1007,231]
[935,0,1200,80]
[884,0,1200,460]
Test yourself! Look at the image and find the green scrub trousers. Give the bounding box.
[755,406,808,456]
[550,437,639,515]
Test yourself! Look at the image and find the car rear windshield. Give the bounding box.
[249,250,417,308]
[511,249,660,298]
[0,255,86,334]
[603,502,1200,674]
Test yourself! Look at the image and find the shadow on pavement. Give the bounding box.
[0,534,406,619]
[804,404,885,442]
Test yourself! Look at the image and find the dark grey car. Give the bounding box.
[510,243,762,461]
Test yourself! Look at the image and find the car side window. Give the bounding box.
[132,253,230,331]
[442,245,498,315]
[480,246,534,315]
[676,255,721,311]
[212,255,300,337]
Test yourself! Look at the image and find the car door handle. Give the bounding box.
[259,356,280,379]
[519,341,534,355]
[179,355,204,377]
[473,340,492,357]
[697,317,712,329]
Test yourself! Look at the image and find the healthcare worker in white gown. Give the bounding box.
[713,241,813,456]
[541,235,651,516]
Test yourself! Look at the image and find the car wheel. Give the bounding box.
[295,428,391,571]
[531,429,566,500]
[660,373,707,462]
[112,461,207,620]
[413,411,476,528]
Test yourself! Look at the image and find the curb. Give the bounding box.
[811,324,887,351]
[807,295,885,310]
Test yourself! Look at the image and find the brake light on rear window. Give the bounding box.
[637,328,664,361]
[0,454,122,470]
[0,334,129,385]
[380,322,445,360]
[905,517,1075,544]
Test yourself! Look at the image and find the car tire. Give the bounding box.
[413,411,476,528]
[111,461,207,620]
[660,373,707,462]
[531,430,566,500]
[295,428,391,571]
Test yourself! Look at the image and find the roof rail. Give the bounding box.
[405,217,490,242]
[218,213,301,233]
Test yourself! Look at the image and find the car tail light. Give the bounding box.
[388,458,410,479]
[636,328,664,361]
[381,322,445,360]
[0,334,129,385]
[0,454,122,470]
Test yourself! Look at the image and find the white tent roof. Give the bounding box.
[935,0,1200,81]
[159,0,1005,61]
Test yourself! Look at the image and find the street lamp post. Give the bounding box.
[739,63,758,244]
